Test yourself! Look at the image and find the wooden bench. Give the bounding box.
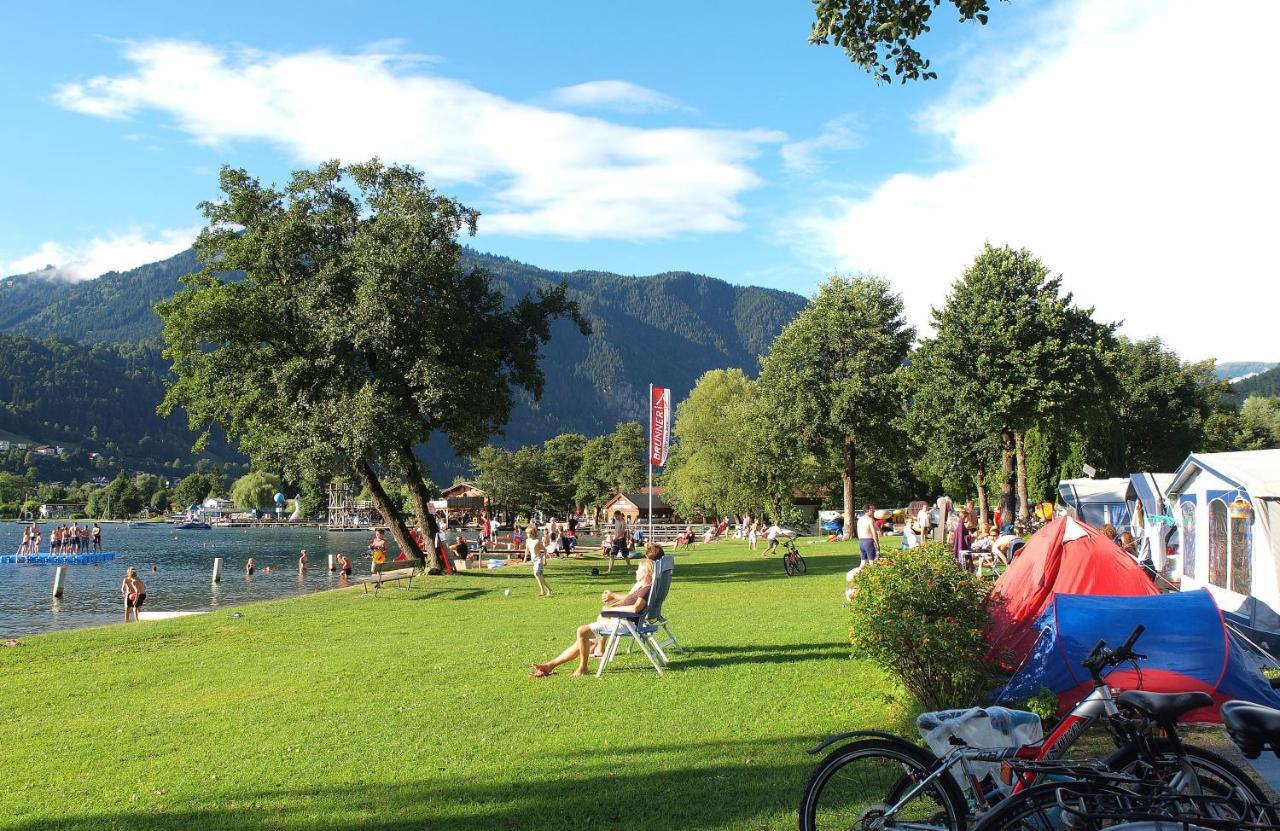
[363,558,426,595]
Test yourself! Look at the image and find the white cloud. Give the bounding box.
[546,80,690,114]
[781,114,862,175]
[55,42,780,240]
[2,227,197,281]
[788,0,1280,362]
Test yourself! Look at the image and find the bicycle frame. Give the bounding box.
[871,676,1128,825]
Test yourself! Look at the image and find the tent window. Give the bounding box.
[1208,499,1228,589]
[1230,510,1252,595]
[1181,502,1196,578]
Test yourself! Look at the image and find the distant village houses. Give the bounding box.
[39,502,86,519]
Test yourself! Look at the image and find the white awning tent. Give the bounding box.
[1127,472,1176,569]
[1165,450,1280,615]
[1057,478,1132,530]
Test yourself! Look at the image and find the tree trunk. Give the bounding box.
[975,460,989,527]
[397,443,444,573]
[999,430,1016,523]
[353,458,424,566]
[1014,430,1030,522]
[842,438,855,538]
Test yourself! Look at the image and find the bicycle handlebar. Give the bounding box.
[1081,625,1146,680]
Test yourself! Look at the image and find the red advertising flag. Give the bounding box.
[650,386,671,467]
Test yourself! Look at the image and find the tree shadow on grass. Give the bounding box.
[402,588,488,601]
[637,641,851,671]
[660,554,856,583]
[9,737,817,830]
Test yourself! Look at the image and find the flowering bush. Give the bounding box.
[848,542,995,711]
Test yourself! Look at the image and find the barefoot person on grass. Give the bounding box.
[531,544,664,678]
[527,526,552,597]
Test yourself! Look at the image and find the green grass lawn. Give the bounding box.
[0,538,906,830]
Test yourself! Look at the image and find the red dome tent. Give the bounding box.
[988,516,1158,665]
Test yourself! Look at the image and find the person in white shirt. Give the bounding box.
[526,525,552,597]
[764,521,782,556]
[857,504,880,565]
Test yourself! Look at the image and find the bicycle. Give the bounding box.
[797,625,1265,831]
[974,699,1280,831]
[780,535,807,576]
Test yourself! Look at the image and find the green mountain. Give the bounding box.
[0,250,201,344]
[1232,365,1280,400]
[0,248,807,481]
[1216,361,1277,382]
[0,334,242,481]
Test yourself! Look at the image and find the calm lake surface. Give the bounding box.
[0,523,388,638]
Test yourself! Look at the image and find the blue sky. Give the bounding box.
[1,1,1276,361]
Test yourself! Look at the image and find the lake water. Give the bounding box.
[0,523,389,638]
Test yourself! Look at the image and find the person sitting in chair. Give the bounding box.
[531,545,664,678]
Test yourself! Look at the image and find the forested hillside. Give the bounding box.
[1216,361,1277,381]
[0,248,806,481]
[0,250,201,344]
[1232,364,1280,400]
[0,334,242,480]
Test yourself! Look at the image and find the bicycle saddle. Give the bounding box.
[1116,691,1213,725]
[1221,700,1280,759]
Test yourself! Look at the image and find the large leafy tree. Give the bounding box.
[572,422,647,519]
[159,160,586,569]
[758,275,914,532]
[172,473,211,509]
[920,244,1115,521]
[540,432,587,516]
[663,369,760,520]
[810,0,1000,83]
[1238,396,1280,450]
[230,470,284,512]
[905,337,1001,522]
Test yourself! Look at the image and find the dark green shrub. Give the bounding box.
[848,542,994,711]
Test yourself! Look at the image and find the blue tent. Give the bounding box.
[998,590,1280,721]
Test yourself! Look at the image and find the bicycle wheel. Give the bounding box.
[798,737,967,831]
[1108,741,1278,822]
[784,552,798,576]
[794,553,808,574]
[972,782,1183,831]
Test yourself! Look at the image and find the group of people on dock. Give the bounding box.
[16,521,101,556]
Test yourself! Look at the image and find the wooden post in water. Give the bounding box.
[52,566,67,598]
[212,557,223,583]
[328,554,336,572]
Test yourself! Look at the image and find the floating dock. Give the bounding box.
[0,552,117,565]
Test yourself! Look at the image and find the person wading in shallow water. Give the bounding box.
[121,567,147,623]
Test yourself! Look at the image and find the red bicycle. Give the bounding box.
[798,625,1265,830]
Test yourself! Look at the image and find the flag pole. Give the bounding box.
[648,383,654,541]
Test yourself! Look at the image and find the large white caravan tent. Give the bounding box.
[1165,450,1280,614]
[1057,477,1131,529]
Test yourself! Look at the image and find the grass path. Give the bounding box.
[0,539,904,830]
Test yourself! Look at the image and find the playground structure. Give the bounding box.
[327,483,379,531]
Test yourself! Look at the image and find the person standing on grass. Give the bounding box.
[526,525,552,597]
[606,510,628,574]
[564,515,578,557]
[857,504,880,566]
[764,519,781,556]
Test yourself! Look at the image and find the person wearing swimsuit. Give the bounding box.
[121,568,147,622]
